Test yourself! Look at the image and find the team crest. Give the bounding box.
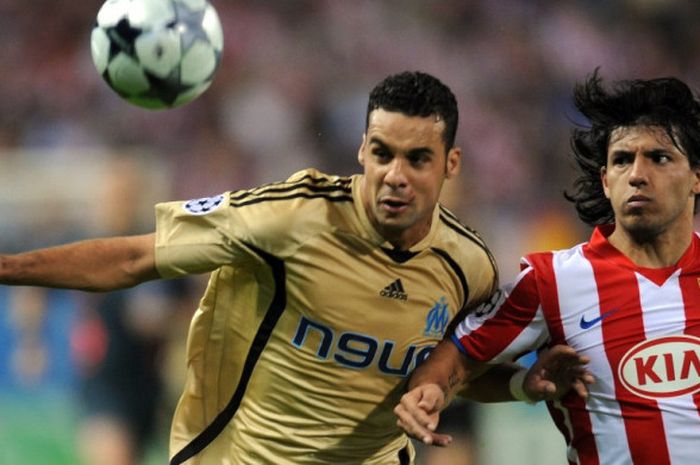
[183,194,225,215]
[424,297,450,338]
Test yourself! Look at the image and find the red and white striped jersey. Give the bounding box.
[453,225,700,465]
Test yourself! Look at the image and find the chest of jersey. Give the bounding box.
[552,258,700,402]
[276,231,462,378]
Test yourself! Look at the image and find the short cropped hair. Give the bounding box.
[565,70,700,226]
[366,71,459,151]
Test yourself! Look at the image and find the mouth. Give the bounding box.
[379,197,410,214]
[626,194,651,208]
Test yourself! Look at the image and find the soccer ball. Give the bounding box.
[91,0,223,109]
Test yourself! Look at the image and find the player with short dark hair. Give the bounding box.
[395,71,700,464]
[366,71,459,151]
[1,71,587,465]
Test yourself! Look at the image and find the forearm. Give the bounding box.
[396,340,479,446]
[0,234,159,291]
[408,340,470,403]
[459,363,521,402]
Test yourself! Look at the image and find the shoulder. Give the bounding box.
[229,168,354,209]
[522,241,586,271]
[433,205,499,299]
[434,205,496,269]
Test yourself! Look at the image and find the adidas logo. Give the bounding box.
[380,279,408,301]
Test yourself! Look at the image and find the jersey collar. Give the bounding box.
[588,224,700,284]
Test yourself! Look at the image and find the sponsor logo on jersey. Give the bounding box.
[182,194,224,215]
[618,334,700,399]
[291,316,434,376]
[424,297,449,338]
[380,279,408,300]
[579,309,618,330]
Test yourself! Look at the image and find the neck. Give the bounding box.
[382,225,427,251]
[607,222,693,268]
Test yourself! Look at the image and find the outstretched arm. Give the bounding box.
[0,233,159,292]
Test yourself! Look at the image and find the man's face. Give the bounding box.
[358,109,460,249]
[602,125,700,240]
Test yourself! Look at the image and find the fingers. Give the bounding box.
[395,411,453,446]
[526,344,596,401]
[571,379,589,399]
[394,385,451,446]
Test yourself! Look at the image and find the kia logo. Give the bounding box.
[618,335,700,399]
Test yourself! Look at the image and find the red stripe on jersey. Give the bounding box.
[457,268,541,361]
[678,267,700,417]
[525,252,565,344]
[529,252,599,464]
[584,245,671,465]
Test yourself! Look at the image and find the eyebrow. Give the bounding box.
[368,137,434,156]
[610,148,673,156]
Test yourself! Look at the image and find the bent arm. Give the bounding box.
[0,233,159,292]
[461,345,593,403]
[394,340,484,446]
[460,362,522,402]
[408,340,482,399]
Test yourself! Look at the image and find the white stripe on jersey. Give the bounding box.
[554,246,632,465]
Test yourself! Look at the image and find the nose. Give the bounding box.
[384,158,408,188]
[628,155,649,187]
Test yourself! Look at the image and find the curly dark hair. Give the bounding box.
[565,69,700,226]
[366,71,458,151]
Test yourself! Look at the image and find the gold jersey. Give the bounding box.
[154,169,497,465]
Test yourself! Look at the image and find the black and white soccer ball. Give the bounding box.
[91,0,223,109]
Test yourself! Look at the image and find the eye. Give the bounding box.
[611,153,631,166]
[407,152,431,167]
[651,152,671,164]
[371,147,391,162]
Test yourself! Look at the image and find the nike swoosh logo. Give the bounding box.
[580,309,618,330]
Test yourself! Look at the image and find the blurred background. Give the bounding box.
[2,0,700,464]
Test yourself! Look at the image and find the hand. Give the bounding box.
[394,384,453,447]
[523,345,594,401]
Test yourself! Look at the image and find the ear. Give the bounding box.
[357,134,367,166]
[445,147,461,179]
[690,163,700,194]
[601,166,611,199]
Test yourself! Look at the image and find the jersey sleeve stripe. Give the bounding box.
[231,175,352,201]
[231,182,352,202]
[169,244,288,465]
[231,191,353,208]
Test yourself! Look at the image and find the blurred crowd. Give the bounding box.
[2,0,700,464]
